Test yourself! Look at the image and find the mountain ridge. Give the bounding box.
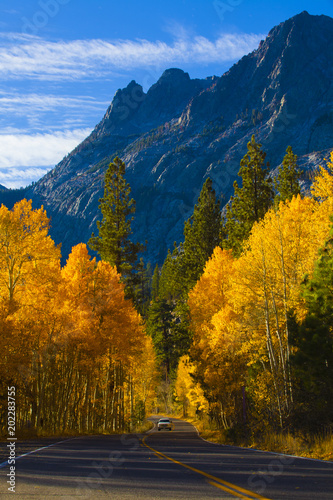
[17,10,333,264]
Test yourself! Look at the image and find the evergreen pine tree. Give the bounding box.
[181,177,221,293]
[151,264,160,300]
[147,178,222,375]
[158,248,182,300]
[146,299,175,377]
[275,146,302,203]
[134,258,152,317]
[162,178,221,301]
[224,135,273,256]
[290,222,333,429]
[88,157,143,297]
[146,297,192,378]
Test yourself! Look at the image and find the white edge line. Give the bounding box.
[0,437,80,469]
[1,423,157,468]
[146,417,333,464]
[191,423,333,464]
[146,420,157,434]
[7,422,326,468]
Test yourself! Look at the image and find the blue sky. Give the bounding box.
[1,0,333,188]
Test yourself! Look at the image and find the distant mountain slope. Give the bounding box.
[25,11,333,264]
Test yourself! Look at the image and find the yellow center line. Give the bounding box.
[208,480,259,499]
[142,436,271,500]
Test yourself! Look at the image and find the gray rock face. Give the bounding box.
[26,11,333,264]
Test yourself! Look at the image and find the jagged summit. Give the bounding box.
[92,68,213,139]
[158,68,190,81]
[136,68,213,126]
[20,11,333,264]
[95,80,146,136]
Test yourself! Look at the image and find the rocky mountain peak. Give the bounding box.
[95,80,146,136]
[135,68,212,126]
[20,11,333,264]
[157,68,190,83]
[182,10,333,136]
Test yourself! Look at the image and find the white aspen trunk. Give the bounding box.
[276,211,294,406]
[271,289,289,412]
[261,241,284,428]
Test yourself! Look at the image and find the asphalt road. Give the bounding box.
[1,416,333,499]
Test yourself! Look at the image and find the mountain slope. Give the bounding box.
[25,11,333,264]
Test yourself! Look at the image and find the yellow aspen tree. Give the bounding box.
[188,248,247,427]
[174,355,208,418]
[60,245,109,432]
[205,306,248,428]
[61,244,147,432]
[128,335,159,428]
[0,199,60,304]
[311,151,333,203]
[189,247,234,333]
[232,194,332,427]
[189,247,235,382]
[0,199,61,430]
[310,151,333,246]
[92,259,146,431]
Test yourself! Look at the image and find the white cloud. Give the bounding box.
[0,28,266,188]
[0,32,265,80]
[0,167,51,189]
[0,93,109,116]
[0,128,93,188]
[0,129,91,168]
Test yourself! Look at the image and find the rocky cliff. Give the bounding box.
[25,11,333,264]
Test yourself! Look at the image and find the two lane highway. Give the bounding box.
[145,417,333,499]
[0,416,332,498]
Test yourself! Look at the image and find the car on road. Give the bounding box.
[157,418,172,431]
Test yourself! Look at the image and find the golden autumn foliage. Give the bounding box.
[0,200,61,393]
[188,248,248,428]
[188,158,333,430]
[231,195,332,426]
[130,334,159,421]
[189,247,235,331]
[0,201,157,435]
[174,355,208,417]
[0,199,61,303]
[3,150,333,436]
[311,151,333,203]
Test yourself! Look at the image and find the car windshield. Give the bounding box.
[159,419,170,422]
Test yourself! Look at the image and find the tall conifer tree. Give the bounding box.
[148,178,222,374]
[181,177,221,293]
[88,156,143,297]
[134,258,152,316]
[158,249,176,300]
[146,299,175,377]
[224,135,273,256]
[290,222,333,428]
[151,264,160,300]
[275,146,302,203]
[154,178,222,304]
